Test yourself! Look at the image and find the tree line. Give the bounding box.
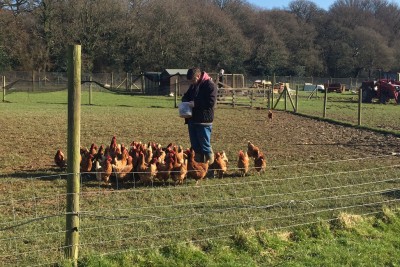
[0,0,399,78]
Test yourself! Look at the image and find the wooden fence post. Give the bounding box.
[358,88,362,126]
[232,90,236,107]
[65,44,81,265]
[174,79,178,108]
[250,89,253,108]
[284,87,287,111]
[126,72,129,91]
[89,75,93,105]
[323,82,328,118]
[2,76,5,102]
[271,74,275,109]
[295,85,299,113]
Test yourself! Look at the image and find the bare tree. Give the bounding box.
[289,0,324,22]
[0,0,38,14]
[1,0,400,77]
[350,26,394,77]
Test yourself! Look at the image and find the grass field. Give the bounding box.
[0,90,399,266]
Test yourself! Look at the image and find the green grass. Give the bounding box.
[273,91,400,134]
[5,89,400,135]
[57,207,400,267]
[0,90,399,266]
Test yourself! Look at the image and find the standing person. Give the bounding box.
[182,67,217,164]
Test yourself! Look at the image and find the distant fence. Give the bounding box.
[0,71,150,95]
[0,71,368,96]
[216,87,271,109]
[246,75,365,92]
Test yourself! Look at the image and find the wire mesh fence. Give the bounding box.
[1,155,399,266]
[0,71,147,96]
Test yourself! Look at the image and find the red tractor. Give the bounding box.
[360,79,400,104]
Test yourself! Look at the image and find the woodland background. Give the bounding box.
[0,0,399,78]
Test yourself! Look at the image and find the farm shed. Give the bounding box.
[160,69,190,96]
[143,72,161,95]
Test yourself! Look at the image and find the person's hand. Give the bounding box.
[188,101,195,108]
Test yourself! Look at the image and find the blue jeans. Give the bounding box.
[188,123,213,156]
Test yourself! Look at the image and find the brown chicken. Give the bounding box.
[94,144,105,162]
[109,135,118,159]
[268,109,273,121]
[209,151,228,178]
[137,152,157,185]
[113,155,134,183]
[187,148,209,185]
[221,151,229,163]
[96,155,113,185]
[247,141,261,159]
[114,145,128,170]
[155,152,174,184]
[153,146,166,163]
[237,150,249,177]
[79,147,88,163]
[170,152,187,185]
[144,144,153,164]
[80,152,94,173]
[89,143,98,156]
[173,145,185,165]
[54,149,66,169]
[254,152,267,174]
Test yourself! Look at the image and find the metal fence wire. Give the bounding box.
[1,155,399,266]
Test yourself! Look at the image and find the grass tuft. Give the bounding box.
[335,212,364,230]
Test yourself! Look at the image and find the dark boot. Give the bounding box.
[194,152,204,162]
[205,151,215,178]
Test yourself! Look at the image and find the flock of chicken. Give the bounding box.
[54,136,267,187]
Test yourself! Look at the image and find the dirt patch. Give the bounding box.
[0,105,399,176]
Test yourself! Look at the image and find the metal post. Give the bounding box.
[284,87,287,111]
[141,72,145,94]
[358,88,362,126]
[2,76,5,102]
[126,72,129,91]
[323,82,328,118]
[65,44,81,265]
[295,85,299,113]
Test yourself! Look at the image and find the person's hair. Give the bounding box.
[187,67,201,80]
